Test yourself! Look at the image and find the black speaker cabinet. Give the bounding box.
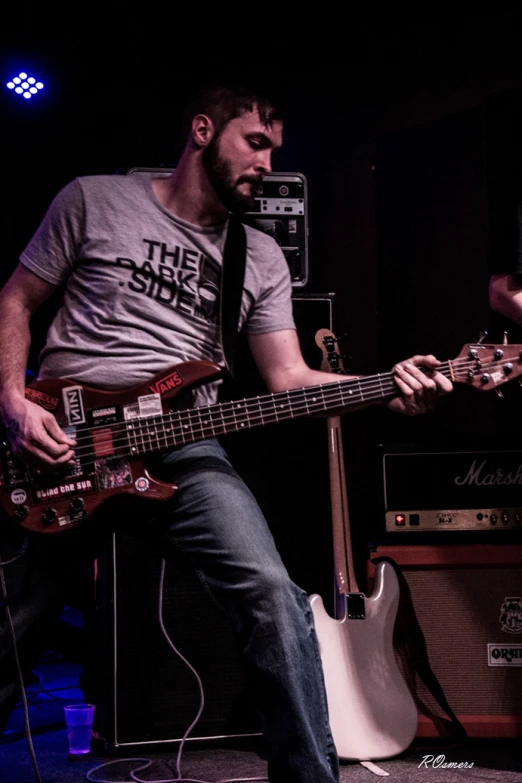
[84,293,338,749]
[84,530,261,749]
[368,544,522,738]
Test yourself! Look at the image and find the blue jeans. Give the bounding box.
[0,439,339,783]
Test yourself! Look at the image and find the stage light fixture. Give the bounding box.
[6,71,44,100]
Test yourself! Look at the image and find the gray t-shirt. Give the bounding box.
[20,173,296,406]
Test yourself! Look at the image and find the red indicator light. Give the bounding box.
[395,514,406,526]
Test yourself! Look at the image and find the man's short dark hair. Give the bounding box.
[181,80,283,142]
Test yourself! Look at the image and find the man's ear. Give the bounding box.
[191,113,215,148]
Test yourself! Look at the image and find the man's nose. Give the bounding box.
[255,151,272,174]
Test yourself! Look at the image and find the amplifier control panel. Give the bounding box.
[381,446,522,534]
[387,508,522,532]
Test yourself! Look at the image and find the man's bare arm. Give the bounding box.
[0,264,76,468]
[489,274,522,327]
[0,264,52,405]
[248,329,452,416]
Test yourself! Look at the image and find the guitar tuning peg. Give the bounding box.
[496,388,505,400]
[477,331,489,344]
[503,331,509,345]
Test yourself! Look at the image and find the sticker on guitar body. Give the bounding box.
[62,386,87,425]
[124,393,163,420]
[148,369,184,396]
[25,388,60,411]
[33,478,95,502]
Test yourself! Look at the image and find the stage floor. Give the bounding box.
[1,654,521,783]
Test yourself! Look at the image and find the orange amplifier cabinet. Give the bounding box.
[367,543,522,738]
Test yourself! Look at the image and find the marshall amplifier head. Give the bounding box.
[121,167,309,288]
[378,444,522,537]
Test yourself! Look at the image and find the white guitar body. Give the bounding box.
[309,559,418,760]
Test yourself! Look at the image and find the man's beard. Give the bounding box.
[202,135,260,213]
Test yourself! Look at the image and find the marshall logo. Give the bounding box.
[500,597,522,634]
[25,388,60,411]
[148,370,183,396]
[454,459,522,487]
[63,386,86,425]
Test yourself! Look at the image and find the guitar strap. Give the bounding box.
[219,215,247,380]
[372,555,468,743]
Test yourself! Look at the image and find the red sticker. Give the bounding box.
[25,387,60,411]
[148,370,183,396]
[92,428,115,457]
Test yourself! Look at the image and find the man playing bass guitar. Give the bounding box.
[0,80,452,783]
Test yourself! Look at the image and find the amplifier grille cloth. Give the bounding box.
[398,567,522,716]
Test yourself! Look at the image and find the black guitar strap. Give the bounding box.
[372,556,468,743]
[220,215,247,380]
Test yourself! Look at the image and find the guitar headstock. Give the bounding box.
[315,328,347,374]
[452,343,522,391]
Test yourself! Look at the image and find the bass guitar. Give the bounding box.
[308,329,418,760]
[1,342,521,534]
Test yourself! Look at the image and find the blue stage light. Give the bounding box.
[6,71,45,99]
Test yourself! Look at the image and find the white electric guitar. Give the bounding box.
[309,330,418,760]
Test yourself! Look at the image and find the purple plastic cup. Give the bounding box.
[63,704,95,755]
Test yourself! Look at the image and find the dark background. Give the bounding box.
[3,8,522,600]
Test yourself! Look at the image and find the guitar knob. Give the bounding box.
[42,508,58,526]
[504,363,514,375]
[70,497,84,513]
[14,505,29,521]
[481,373,491,384]
[494,349,504,360]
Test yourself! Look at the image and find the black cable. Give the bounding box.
[0,544,44,783]
[0,535,29,566]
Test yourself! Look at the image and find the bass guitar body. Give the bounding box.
[0,361,221,534]
[309,560,417,760]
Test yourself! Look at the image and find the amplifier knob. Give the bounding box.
[490,513,498,525]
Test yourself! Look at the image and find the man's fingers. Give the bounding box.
[44,415,76,446]
[392,373,418,401]
[20,444,75,471]
[30,429,73,460]
[404,363,439,407]
[393,364,423,392]
[409,353,440,369]
[395,359,453,396]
